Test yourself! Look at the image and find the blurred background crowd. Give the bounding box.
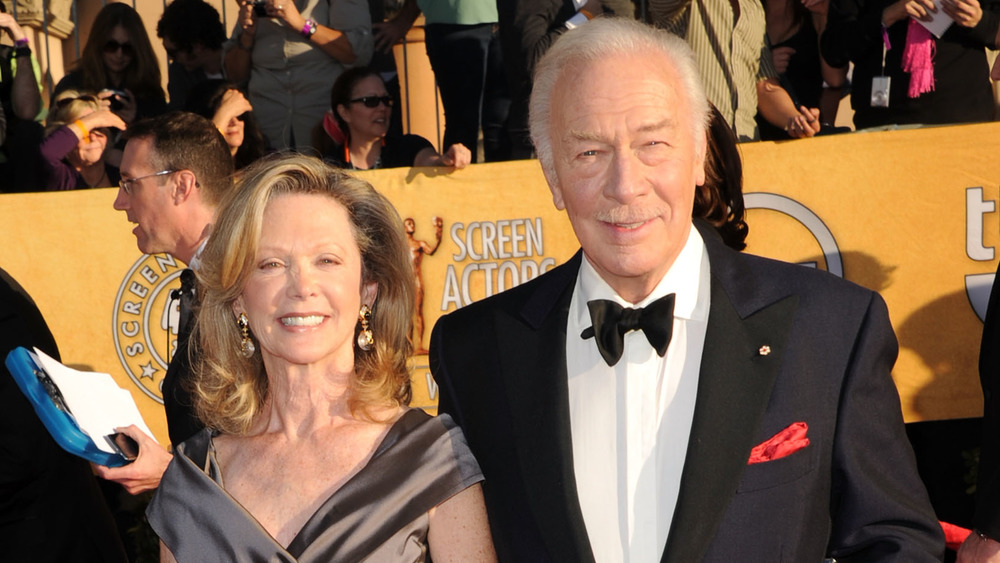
[2,0,999,193]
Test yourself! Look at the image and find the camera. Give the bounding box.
[252,0,267,17]
[104,89,129,112]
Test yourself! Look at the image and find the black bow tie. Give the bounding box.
[581,294,676,366]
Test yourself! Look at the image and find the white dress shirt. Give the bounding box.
[567,226,711,562]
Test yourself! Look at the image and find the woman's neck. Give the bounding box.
[348,135,382,170]
[77,161,107,188]
[106,69,124,88]
[253,358,356,435]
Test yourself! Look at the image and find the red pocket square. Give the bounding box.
[747,422,810,465]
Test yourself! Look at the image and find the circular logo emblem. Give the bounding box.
[744,192,843,277]
[112,254,185,404]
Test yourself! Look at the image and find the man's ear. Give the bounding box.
[172,170,199,204]
[543,167,566,211]
[693,129,708,187]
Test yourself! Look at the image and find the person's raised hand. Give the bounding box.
[212,89,253,131]
[0,13,27,42]
[78,107,127,133]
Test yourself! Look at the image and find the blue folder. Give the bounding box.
[5,346,129,467]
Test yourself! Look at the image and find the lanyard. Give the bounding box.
[881,24,892,76]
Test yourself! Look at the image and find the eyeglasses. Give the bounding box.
[103,40,134,57]
[350,95,393,108]
[119,170,176,195]
[164,45,191,61]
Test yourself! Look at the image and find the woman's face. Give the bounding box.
[338,75,392,142]
[223,115,245,155]
[235,193,376,373]
[102,25,133,75]
[66,108,108,168]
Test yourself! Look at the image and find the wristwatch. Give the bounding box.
[301,18,317,39]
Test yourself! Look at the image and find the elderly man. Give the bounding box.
[430,17,943,562]
[95,111,234,494]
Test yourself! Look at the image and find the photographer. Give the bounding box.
[51,4,167,127]
[0,3,44,192]
[224,0,373,151]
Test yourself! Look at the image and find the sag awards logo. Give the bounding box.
[406,214,557,408]
[965,186,998,323]
[112,254,186,404]
[744,192,843,277]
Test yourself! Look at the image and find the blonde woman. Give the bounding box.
[146,154,495,562]
[40,90,125,190]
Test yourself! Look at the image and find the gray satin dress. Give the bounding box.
[146,409,484,562]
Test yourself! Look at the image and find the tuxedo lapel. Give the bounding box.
[661,225,799,562]
[495,252,596,562]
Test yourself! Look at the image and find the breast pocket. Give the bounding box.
[736,443,819,493]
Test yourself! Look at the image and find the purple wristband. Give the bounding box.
[301,18,317,38]
[13,38,28,48]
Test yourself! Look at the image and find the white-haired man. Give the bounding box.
[430,17,943,562]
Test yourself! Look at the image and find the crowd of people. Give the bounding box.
[0,0,998,192]
[6,1,1000,562]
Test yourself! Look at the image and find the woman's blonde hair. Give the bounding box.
[46,89,101,135]
[191,153,415,434]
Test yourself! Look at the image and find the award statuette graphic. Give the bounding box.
[112,254,185,403]
[405,216,443,355]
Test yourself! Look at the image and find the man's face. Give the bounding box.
[162,37,199,72]
[547,53,706,303]
[114,137,180,256]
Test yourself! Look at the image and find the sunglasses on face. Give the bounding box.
[164,45,192,61]
[54,94,100,109]
[103,40,134,57]
[350,95,393,108]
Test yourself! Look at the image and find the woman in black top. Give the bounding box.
[52,3,167,126]
[822,0,999,129]
[318,67,471,170]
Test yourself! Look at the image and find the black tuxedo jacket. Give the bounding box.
[974,262,1000,538]
[430,221,943,562]
[163,269,203,446]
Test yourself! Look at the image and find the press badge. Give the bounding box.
[871,76,890,108]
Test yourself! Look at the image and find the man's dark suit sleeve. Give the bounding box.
[974,264,1000,539]
[0,267,128,563]
[825,292,945,559]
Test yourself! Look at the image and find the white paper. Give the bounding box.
[32,347,157,454]
[915,1,954,38]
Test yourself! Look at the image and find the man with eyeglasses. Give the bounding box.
[156,0,228,110]
[95,111,233,495]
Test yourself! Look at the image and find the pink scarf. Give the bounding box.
[901,18,936,97]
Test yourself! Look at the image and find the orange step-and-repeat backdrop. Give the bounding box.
[2,122,999,446]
